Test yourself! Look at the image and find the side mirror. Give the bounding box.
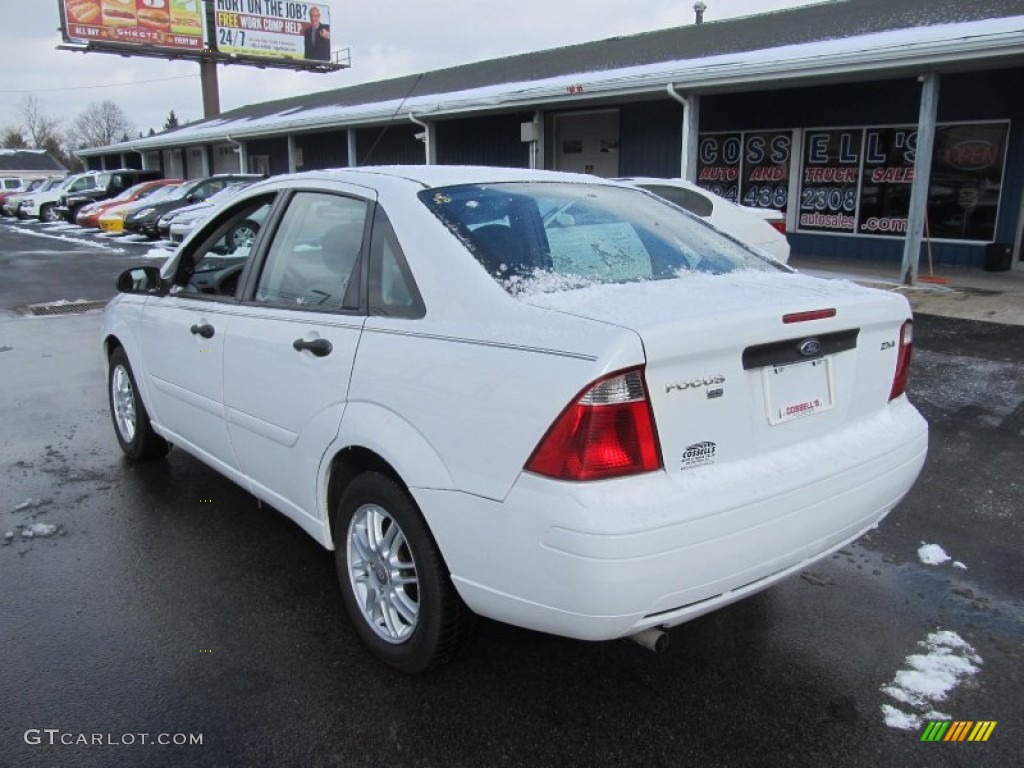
[187,194,199,203]
[116,266,165,295]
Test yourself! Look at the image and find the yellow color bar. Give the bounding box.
[968,721,997,742]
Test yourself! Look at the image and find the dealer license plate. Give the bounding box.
[763,357,835,425]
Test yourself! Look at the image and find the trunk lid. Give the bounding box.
[523,270,912,475]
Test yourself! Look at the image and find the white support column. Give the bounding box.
[683,94,700,182]
[534,110,545,170]
[901,73,940,285]
[523,110,545,169]
[287,135,297,174]
[786,128,802,234]
[409,114,436,165]
[347,129,358,167]
[667,84,700,180]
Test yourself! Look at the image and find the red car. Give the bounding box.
[76,179,182,228]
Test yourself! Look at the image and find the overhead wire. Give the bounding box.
[0,74,200,94]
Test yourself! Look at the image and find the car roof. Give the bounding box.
[266,165,624,190]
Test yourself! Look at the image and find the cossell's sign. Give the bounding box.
[61,0,206,51]
[213,0,332,62]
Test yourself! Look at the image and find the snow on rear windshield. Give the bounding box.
[419,182,784,294]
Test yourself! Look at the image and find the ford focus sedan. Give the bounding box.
[102,166,927,672]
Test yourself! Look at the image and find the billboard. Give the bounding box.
[61,0,206,51]
[213,0,332,62]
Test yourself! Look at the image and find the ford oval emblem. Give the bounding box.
[799,339,822,357]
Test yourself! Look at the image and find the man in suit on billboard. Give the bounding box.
[305,5,331,61]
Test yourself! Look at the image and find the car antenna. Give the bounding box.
[360,73,424,166]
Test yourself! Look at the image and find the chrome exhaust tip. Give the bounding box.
[629,628,669,654]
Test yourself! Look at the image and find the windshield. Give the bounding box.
[150,183,185,202]
[209,182,252,204]
[111,182,153,203]
[166,181,201,201]
[419,182,784,293]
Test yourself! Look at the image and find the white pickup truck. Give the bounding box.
[20,172,102,222]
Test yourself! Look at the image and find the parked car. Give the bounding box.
[0,177,29,192]
[57,168,163,222]
[1,177,48,217]
[123,174,263,239]
[165,181,256,243]
[99,183,184,234]
[617,177,791,263]
[21,172,102,222]
[103,166,926,672]
[77,179,182,229]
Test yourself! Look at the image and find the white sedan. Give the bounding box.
[618,176,791,263]
[103,166,926,672]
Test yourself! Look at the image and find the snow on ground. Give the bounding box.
[918,542,967,569]
[14,226,127,253]
[879,630,982,730]
[6,220,169,257]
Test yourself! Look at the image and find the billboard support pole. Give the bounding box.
[201,60,221,118]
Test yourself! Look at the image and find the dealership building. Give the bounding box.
[79,0,1024,274]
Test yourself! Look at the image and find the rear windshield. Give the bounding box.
[419,182,783,294]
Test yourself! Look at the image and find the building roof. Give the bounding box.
[0,149,68,173]
[82,0,1024,156]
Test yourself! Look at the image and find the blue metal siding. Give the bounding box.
[619,100,683,177]
[246,137,290,176]
[355,125,424,166]
[436,113,531,167]
[702,79,921,131]
[295,130,348,170]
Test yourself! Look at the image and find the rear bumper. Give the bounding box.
[416,399,927,641]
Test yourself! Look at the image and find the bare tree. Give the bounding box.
[17,96,62,148]
[2,128,28,149]
[70,100,136,149]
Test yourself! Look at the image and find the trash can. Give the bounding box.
[984,242,1012,272]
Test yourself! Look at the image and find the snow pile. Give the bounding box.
[880,630,982,730]
[18,227,127,253]
[918,542,967,570]
[20,522,59,539]
[143,246,174,261]
[918,543,951,566]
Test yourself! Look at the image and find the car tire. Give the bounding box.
[40,204,60,223]
[108,347,169,461]
[334,472,472,673]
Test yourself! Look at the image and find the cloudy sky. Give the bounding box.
[2,0,827,139]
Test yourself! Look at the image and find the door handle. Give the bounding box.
[190,323,215,339]
[293,338,333,357]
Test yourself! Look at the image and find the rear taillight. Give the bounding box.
[889,320,913,400]
[768,218,787,234]
[525,367,662,481]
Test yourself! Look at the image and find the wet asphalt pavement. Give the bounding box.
[1,220,1022,767]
